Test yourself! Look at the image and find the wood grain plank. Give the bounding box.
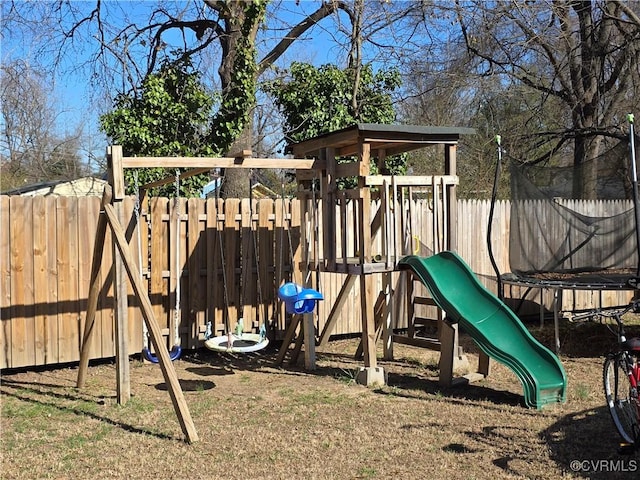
[32,196,49,365]
[187,197,203,347]
[204,198,216,339]
[274,198,285,330]
[10,197,34,367]
[56,197,80,363]
[150,197,169,354]
[77,197,96,359]
[123,196,142,354]
[0,196,12,368]
[212,198,226,336]
[258,199,272,330]
[240,198,253,330]
[167,197,183,350]
[43,197,60,362]
[225,199,240,331]
[99,208,115,359]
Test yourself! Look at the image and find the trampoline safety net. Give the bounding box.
[509,158,638,276]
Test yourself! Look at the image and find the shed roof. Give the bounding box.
[1,177,107,197]
[290,123,475,158]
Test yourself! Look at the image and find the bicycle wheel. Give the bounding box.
[603,353,639,444]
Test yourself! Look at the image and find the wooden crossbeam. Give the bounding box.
[364,175,458,187]
[121,155,324,170]
[140,167,211,190]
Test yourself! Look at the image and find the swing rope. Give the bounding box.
[277,174,323,315]
[203,173,268,353]
[139,168,182,363]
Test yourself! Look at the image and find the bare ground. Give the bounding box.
[2,318,640,480]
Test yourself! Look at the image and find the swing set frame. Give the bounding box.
[76,146,322,443]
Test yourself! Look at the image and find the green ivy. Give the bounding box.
[100,2,268,198]
[100,56,215,197]
[208,1,266,153]
[265,62,405,189]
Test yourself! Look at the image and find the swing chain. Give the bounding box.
[173,169,181,345]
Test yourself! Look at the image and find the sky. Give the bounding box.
[1,1,359,171]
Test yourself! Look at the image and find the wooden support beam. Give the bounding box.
[438,319,458,387]
[335,162,361,179]
[108,145,130,404]
[228,149,252,160]
[77,188,110,389]
[354,288,387,359]
[108,146,125,200]
[289,320,305,366]
[478,350,491,376]
[140,167,211,191]
[364,175,458,187]
[393,334,441,350]
[113,210,130,403]
[302,312,316,370]
[360,274,377,369]
[381,272,394,359]
[322,147,336,271]
[102,201,199,444]
[317,275,357,346]
[445,145,457,251]
[275,314,301,366]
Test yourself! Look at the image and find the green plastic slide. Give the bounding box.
[398,251,567,409]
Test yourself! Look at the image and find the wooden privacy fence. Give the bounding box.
[1,195,635,369]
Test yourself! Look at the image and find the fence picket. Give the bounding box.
[0,196,11,368]
[0,195,636,369]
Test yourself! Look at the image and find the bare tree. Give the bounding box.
[4,1,363,196]
[451,0,640,199]
[0,60,85,191]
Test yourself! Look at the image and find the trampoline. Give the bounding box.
[488,122,639,352]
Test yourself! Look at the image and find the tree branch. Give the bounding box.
[257,1,353,75]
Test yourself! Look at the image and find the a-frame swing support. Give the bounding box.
[76,146,324,443]
[76,147,199,443]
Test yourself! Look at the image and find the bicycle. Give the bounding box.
[595,298,640,453]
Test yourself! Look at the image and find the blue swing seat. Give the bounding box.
[142,345,182,364]
[278,282,323,314]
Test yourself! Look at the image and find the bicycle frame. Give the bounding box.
[609,305,640,451]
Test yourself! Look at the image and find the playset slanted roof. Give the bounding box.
[290,123,475,158]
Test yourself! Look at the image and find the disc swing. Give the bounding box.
[135,169,182,363]
[204,174,269,353]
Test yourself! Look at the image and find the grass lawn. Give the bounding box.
[2,315,640,480]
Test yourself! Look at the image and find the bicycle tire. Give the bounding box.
[603,353,639,444]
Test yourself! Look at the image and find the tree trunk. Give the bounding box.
[222,126,253,198]
[216,2,260,199]
[573,133,601,199]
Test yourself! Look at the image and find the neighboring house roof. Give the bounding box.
[202,178,278,199]
[2,177,107,197]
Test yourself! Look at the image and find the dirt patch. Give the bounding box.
[2,319,640,480]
